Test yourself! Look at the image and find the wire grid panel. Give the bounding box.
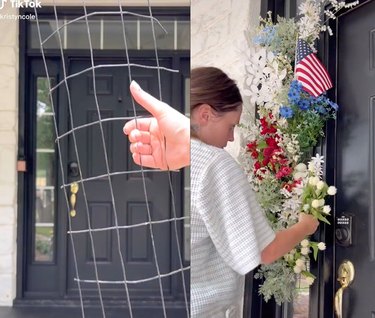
[33,2,189,317]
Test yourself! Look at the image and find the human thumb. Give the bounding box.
[130,80,165,118]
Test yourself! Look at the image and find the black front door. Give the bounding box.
[323,0,375,317]
[64,58,188,316]
[22,56,189,318]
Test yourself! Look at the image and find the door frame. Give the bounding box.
[16,6,190,307]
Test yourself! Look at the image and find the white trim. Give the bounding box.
[100,18,104,50]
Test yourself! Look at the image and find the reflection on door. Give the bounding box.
[333,1,375,317]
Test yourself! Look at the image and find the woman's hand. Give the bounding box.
[123,81,190,170]
[298,213,319,235]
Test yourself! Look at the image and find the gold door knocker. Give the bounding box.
[334,260,355,318]
[70,182,79,217]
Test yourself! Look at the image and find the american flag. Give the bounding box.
[295,39,333,97]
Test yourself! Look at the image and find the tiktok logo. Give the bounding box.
[0,0,7,10]
[0,0,42,9]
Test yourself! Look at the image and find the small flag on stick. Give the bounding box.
[295,39,333,97]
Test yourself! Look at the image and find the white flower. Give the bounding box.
[305,276,315,285]
[301,239,309,247]
[303,204,310,212]
[327,186,337,195]
[311,200,320,208]
[294,182,305,195]
[301,247,310,255]
[319,199,325,207]
[308,154,324,176]
[295,163,307,172]
[323,205,331,214]
[309,176,319,186]
[284,253,294,262]
[295,258,305,267]
[316,181,325,190]
[294,171,307,180]
[245,47,287,108]
[318,242,326,251]
[294,265,302,274]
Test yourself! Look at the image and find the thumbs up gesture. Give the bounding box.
[123,81,190,170]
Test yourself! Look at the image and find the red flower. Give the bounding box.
[282,178,302,192]
[263,147,274,158]
[247,141,257,151]
[266,137,278,148]
[254,161,262,171]
[262,157,270,166]
[276,171,284,179]
[280,166,293,176]
[260,116,277,135]
[275,166,293,179]
[284,183,292,192]
[278,157,289,166]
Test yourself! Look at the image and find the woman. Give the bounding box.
[190,67,318,317]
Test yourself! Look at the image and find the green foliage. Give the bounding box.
[258,13,298,60]
[255,177,284,214]
[255,260,297,305]
[282,110,325,153]
[272,17,298,59]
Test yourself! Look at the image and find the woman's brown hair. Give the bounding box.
[190,67,243,114]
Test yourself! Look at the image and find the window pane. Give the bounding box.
[286,270,310,318]
[35,190,55,262]
[37,116,54,149]
[103,20,137,49]
[140,20,174,50]
[36,152,55,187]
[34,77,56,263]
[29,19,63,49]
[177,21,190,50]
[67,20,101,49]
[292,285,309,318]
[29,17,188,51]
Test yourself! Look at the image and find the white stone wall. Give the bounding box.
[191,0,261,157]
[0,2,19,307]
[191,2,261,314]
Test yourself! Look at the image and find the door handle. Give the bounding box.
[334,260,355,318]
[69,182,79,217]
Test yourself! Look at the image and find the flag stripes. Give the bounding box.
[295,39,333,97]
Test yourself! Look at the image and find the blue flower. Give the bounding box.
[280,106,294,118]
[290,80,303,92]
[298,99,310,111]
[253,35,263,45]
[315,105,327,114]
[252,26,276,46]
[288,80,303,104]
[313,95,326,104]
[288,88,301,104]
[328,100,339,111]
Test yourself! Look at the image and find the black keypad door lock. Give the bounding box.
[335,214,353,247]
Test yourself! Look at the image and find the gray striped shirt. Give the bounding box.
[191,139,275,317]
